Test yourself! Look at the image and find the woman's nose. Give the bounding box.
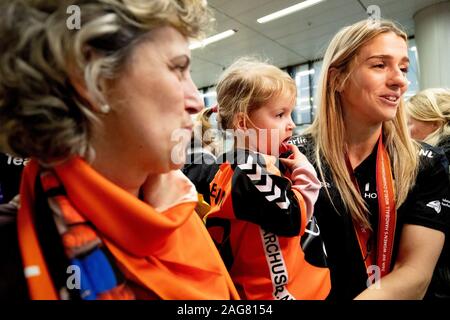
[184,76,204,114]
[388,67,408,90]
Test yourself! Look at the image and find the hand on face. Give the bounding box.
[279,143,308,171]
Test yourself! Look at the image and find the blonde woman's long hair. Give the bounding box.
[406,88,450,146]
[306,19,420,228]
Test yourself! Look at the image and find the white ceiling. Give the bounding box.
[191,0,443,89]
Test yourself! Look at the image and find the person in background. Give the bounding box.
[185,57,331,300]
[0,0,238,300]
[183,106,226,218]
[406,88,450,299]
[0,152,28,223]
[407,88,450,161]
[183,106,223,211]
[290,19,450,300]
[0,153,29,205]
[0,152,29,300]
[191,106,224,161]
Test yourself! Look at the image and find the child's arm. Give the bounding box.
[280,144,321,221]
[222,149,314,237]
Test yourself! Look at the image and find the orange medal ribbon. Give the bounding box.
[347,135,396,278]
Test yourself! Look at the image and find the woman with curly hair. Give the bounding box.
[0,0,238,300]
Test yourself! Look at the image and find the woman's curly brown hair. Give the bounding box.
[0,0,211,165]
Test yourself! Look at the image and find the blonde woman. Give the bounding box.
[0,0,238,300]
[291,20,450,299]
[407,88,450,160]
[407,88,450,300]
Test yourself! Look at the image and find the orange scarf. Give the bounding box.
[18,157,239,300]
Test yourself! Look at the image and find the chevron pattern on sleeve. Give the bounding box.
[237,154,290,210]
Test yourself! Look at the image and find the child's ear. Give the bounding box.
[233,112,248,130]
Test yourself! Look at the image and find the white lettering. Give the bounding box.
[5,153,29,166]
[419,149,434,158]
[366,265,381,289]
[66,265,81,290]
[66,5,81,30]
[289,136,307,146]
[367,5,381,23]
[261,229,295,300]
[13,157,23,166]
[364,192,377,199]
[177,304,211,317]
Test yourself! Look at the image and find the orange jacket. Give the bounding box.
[205,150,330,299]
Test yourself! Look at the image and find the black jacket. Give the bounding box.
[425,135,450,300]
[291,134,450,300]
[0,205,28,300]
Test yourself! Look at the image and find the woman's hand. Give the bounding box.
[355,224,445,299]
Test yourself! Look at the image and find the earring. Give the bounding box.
[100,104,110,114]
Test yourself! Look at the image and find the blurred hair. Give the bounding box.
[0,0,211,165]
[406,88,450,146]
[193,107,223,156]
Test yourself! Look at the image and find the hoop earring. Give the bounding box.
[100,104,110,114]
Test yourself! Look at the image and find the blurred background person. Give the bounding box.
[407,88,450,162]
[407,88,450,300]
[183,106,225,218]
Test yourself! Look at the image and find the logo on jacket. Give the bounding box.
[419,149,434,158]
[426,200,441,214]
[363,182,377,199]
[238,154,290,210]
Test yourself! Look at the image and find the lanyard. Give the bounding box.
[346,135,396,278]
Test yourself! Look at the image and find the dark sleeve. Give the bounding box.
[228,151,303,237]
[0,153,25,204]
[402,146,450,234]
[0,211,28,300]
[289,134,317,164]
[182,152,219,204]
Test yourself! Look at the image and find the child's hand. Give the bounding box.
[279,143,308,171]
